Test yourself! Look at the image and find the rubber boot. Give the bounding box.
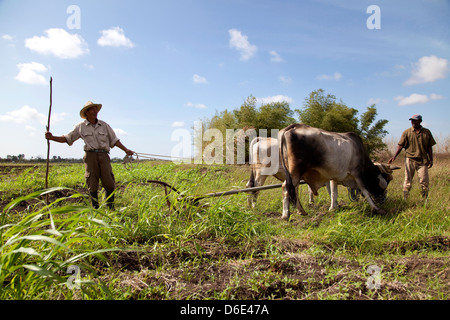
[90,192,99,209]
[106,191,115,210]
[421,190,429,200]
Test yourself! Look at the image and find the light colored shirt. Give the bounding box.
[64,119,120,152]
[398,127,436,161]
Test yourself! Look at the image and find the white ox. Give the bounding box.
[246,137,329,208]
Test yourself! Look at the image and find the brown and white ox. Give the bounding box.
[246,136,330,208]
[279,124,399,220]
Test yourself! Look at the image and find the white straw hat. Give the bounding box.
[80,101,102,119]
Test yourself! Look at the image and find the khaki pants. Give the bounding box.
[403,157,429,193]
[83,152,115,193]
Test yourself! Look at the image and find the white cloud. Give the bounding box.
[279,76,292,85]
[2,34,16,48]
[404,55,450,86]
[172,121,185,128]
[379,64,406,77]
[185,102,207,109]
[269,50,283,62]
[25,125,37,137]
[15,62,47,85]
[2,34,14,41]
[97,27,134,48]
[257,95,293,105]
[50,112,68,123]
[367,98,381,106]
[430,93,444,100]
[113,128,128,137]
[228,29,257,61]
[193,74,208,84]
[317,72,342,81]
[0,105,47,125]
[0,105,66,126]
[394,93,444,106]
[25,28,89,59]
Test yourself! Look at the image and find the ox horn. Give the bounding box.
[375,162,392,174]
[389,165,401,170]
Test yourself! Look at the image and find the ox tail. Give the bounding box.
[280,130,298,206]
[247,137,260,189]
[248,166,256,188]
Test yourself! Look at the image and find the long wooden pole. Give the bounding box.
[45,77,52,204]
[187,181,306,203]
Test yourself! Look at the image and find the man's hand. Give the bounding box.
[45,131,53,140]
[45,132,67,143]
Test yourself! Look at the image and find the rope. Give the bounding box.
[122,151,250,170]
[136,152,189,160]
[122,152,192,169]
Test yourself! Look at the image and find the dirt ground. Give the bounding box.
[104,238,449,300]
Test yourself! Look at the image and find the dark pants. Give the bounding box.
[83,151,115,208]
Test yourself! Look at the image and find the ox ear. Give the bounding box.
[374,163,394,181]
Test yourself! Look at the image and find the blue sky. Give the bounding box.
[1,0,449,160]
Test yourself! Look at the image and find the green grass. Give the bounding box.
[0,158,449,299]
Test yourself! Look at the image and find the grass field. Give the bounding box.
[0,155,449,300]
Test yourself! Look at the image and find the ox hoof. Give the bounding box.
[281,214,290,221]
[372,208,386,215]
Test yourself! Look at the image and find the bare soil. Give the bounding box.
[104,238,449,300]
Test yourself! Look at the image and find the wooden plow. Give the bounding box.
[140,179,308,209]
[122,153,359,211]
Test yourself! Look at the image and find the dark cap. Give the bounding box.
[409,114,422,121]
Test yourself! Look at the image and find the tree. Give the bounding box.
[359,105,388,157]
[295,89,388,158]
[295,89,359,133]
[233,96,258,129]
[205,95,296,136]
[200,95,296,163]
[257,101,296,132]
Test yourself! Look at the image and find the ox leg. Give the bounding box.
[282,180,307,220]
[328,180,339,211]
[246,174,268,208]
[296,185,308,215]
[281,181,291,220]
[307,185,314,205]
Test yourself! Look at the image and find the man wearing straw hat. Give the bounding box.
[45,101,134,209]
[388,114,436,200]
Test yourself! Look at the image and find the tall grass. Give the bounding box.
[0,158,448,299]
[0,188,125,299]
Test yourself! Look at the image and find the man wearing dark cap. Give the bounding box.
[388,114,436,200]
[45,101,134,209]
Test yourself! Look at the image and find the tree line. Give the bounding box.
[201,88,389,160]
[0,155,83,163]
